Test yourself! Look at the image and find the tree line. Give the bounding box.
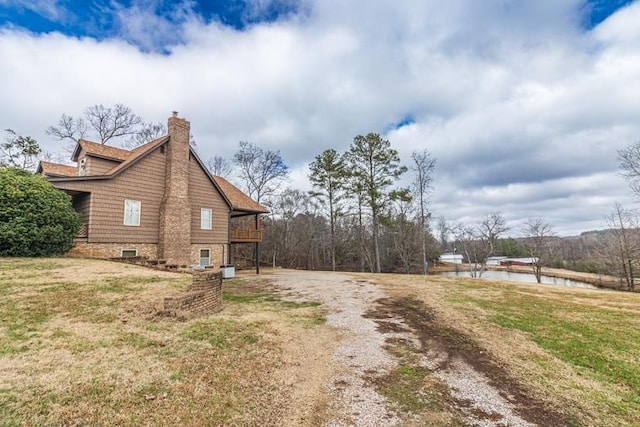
[3,103,640,288]
[228,133,438,274]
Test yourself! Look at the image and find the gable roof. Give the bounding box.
[37,161,76,177]
[40,135,268,215]
[41,135,170,181]
[212,176,269,215]
[102,136,169,176]
[72,139,131,162]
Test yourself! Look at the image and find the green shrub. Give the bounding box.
[0,168,80,256]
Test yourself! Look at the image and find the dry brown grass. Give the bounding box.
[5,259,638,426]
[0,258,332,426]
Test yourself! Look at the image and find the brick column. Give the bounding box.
[159,112,192,266]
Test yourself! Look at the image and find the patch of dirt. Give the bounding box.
[366,296,572,426]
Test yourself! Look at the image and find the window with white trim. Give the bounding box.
[124,199,141,226]
[201,208,212,230]
[121,249,138,257]
[199,249,211,267]
[79,158,86,176]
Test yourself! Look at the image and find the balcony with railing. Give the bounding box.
[230,228,263,243]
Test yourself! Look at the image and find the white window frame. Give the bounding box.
[124,199,141,226]
[79,158,86,176]
[121,249,138,257]
[199,248,211,267]
[201,208,212,230]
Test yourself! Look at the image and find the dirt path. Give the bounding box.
[264,270,567,426]
[267,270,400,426]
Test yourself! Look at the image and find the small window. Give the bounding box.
[121,249,138,258]
[124,199,141,226]
[201,208,212,230]
[199,249,211,267]
[79,158,86,176]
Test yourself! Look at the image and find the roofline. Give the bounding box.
[71,139,130,162]
[231,209,270,217]
[83,152,126,163]
[47,137,169,183]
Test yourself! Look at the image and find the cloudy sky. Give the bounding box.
[1,0,640,236]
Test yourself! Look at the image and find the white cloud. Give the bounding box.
[1,0,640,235]
[0,0,66,21]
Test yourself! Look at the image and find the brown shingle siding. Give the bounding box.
[54,148,166,243]
[189,157,230,244]
[41,114,264,266]
[85,156,120,175]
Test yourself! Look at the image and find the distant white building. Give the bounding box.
[486,256,507,266]
[440,253,463,264]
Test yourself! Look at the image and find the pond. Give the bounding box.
[436,270,598,289]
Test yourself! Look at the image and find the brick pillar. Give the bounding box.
[159,112,192,266]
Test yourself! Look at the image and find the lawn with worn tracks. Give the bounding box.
[1,259,639,426]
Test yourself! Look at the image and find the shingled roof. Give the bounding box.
[72,139,131,162]
[39,134,267,216]
[37,161,76,177]
[212,176,269,215]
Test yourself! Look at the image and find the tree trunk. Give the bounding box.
[372,208,381,273]
[330,196,336,272]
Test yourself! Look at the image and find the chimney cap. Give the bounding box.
[172,111,178,117]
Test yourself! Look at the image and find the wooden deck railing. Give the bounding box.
[230,228,263,243]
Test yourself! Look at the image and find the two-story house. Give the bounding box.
[37,112,268,270]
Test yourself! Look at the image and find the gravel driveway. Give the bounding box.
[266,270,539,427]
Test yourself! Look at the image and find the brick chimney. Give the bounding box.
[158,112,192,266]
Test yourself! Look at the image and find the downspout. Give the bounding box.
[227,210,232,266]
[255,213,260,274]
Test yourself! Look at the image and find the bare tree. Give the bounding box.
[385,189,418,273]
[0,129,41,171]
[453,223,485,277]
[411,149,437,274]
[264,188,323,269]
[125,121,166,148]
[207,156,233,178]
[454,212,509,278]
[435,215,450,251]
[46,114,88,144]
[47,103,144,146]
[602,204,639,291]
[522,218,556,283]
[233,141,289,203]
[618,142,640,197]
[479,212,509,257]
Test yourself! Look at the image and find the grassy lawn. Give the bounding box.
[374,274,640,426]
[3,259,640,426]
[455,282,640,422]
[0,258,326,426]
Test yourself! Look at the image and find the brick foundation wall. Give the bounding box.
[190,244,226,271]
[163,271,223,318]
[69,242,159,259]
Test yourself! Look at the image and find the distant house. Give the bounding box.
[499,257,538,267]
[439,253,463,264]
[37,112,268,270]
